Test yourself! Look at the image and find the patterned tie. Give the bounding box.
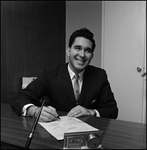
[73,74,80,101]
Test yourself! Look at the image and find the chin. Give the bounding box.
[76,64,86,71]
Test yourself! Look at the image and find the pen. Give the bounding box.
[46,105,60,120]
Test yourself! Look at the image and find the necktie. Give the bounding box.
[73,74,80,101]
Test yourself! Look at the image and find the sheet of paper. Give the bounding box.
[38,116,99,140]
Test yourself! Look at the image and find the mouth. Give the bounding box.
[75,58,87,64]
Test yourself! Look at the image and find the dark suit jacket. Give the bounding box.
[11,63,118,119]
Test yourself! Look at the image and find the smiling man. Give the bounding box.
[67,37,93,74]
[11,28,118,122]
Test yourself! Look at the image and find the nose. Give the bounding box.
[79,49,85,57]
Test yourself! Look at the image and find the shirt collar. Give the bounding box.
[68,64,84,82]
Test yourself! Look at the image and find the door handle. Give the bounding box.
[137,66,142,72]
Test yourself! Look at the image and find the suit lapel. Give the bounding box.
[78,67,93,105]
[60,64,77,105]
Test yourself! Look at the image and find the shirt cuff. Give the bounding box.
[22,104,34,116]
[94,109,100,117]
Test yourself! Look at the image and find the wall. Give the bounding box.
[1,1,65,103]
[66,1,102,67]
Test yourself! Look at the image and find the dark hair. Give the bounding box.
[68,28,96,52]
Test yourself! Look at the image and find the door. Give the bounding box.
[102,1,146,123]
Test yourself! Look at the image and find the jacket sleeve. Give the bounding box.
[97,71,118,119]
[89,70,118,119]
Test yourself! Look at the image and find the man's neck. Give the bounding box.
[68,63,85,74]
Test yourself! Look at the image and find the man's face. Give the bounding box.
[67,37,93,73]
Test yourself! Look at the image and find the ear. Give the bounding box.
[66,48,70,56]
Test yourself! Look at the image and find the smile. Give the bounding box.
[75,58,87,63]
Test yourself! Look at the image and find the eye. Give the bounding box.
[74,46,82,51]
[85,48,92,54]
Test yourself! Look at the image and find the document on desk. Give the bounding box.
[38,116,99,140]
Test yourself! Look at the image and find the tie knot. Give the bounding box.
[74,74,79,80]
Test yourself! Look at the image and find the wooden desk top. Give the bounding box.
[1,103,146,149]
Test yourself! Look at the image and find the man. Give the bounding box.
[11,28,118,122]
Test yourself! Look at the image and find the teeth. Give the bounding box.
[75,57,87,64]
[77,60,86,64]
[76,59,85,62]
[77,59,84,62]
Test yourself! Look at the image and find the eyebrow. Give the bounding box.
[74,45,92,50]
[74,45,81,48]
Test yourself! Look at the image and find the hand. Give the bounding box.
[36,106,59,122]
[67,105,95,118]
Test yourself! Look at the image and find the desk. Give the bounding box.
[1,103,146,149]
